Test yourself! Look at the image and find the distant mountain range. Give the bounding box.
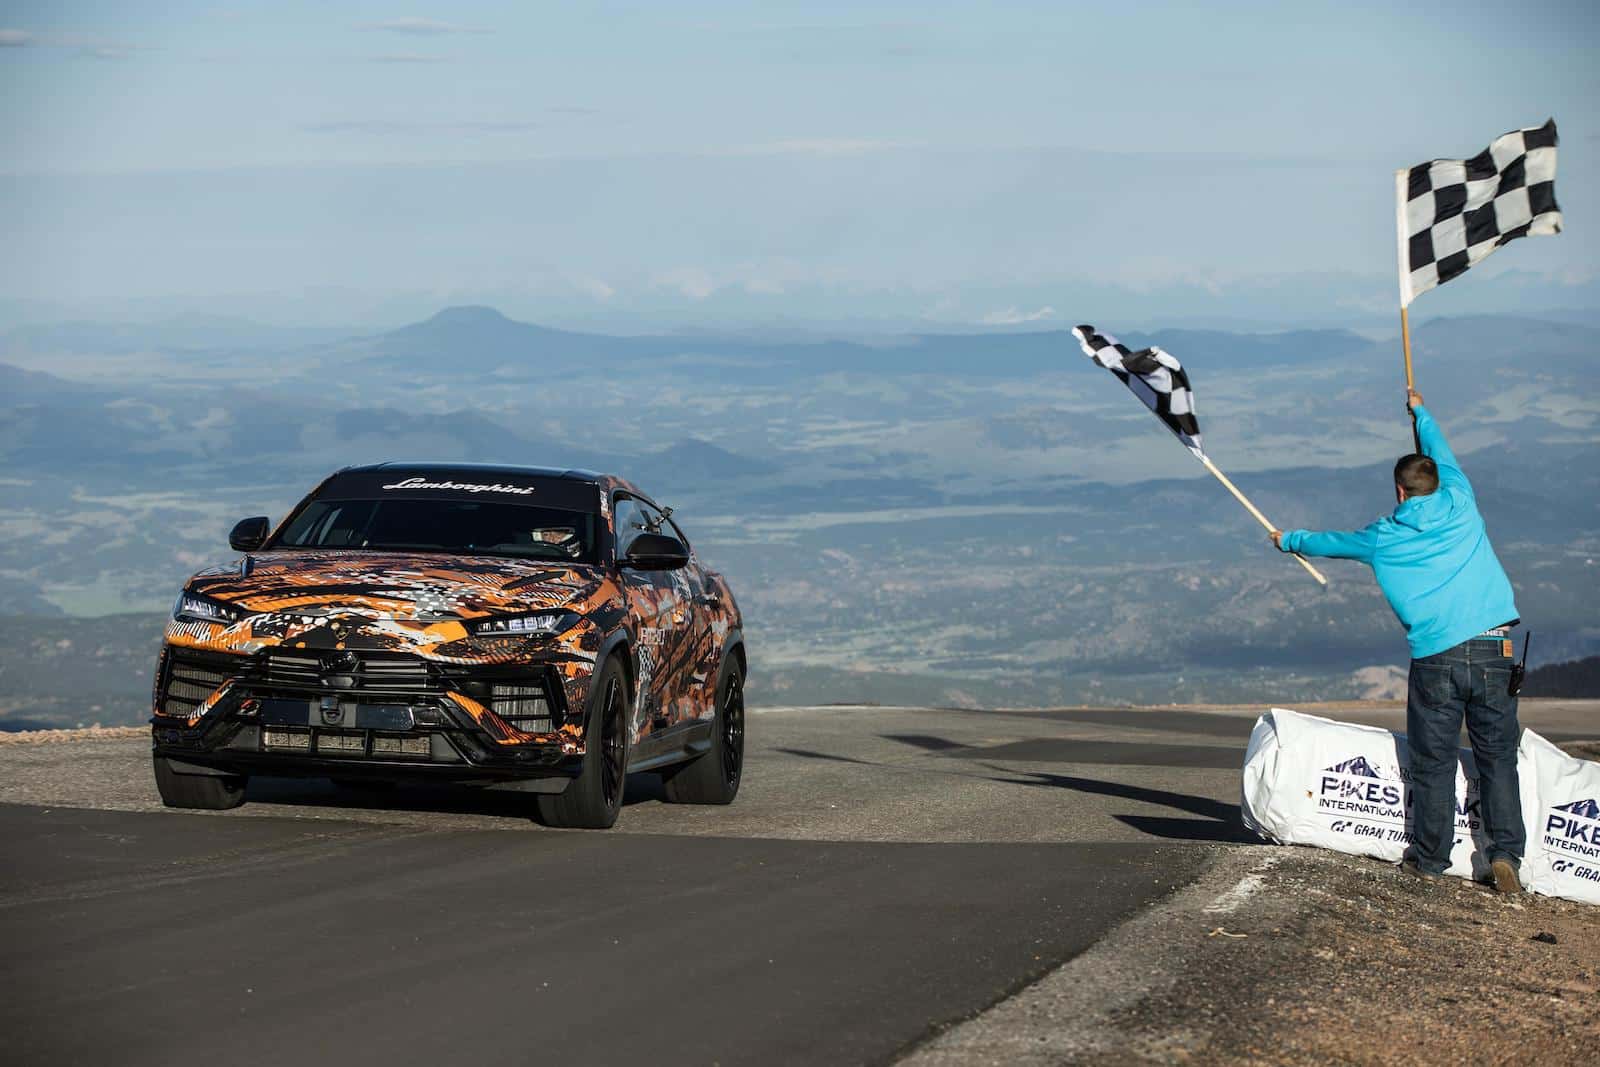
[1,306,1595,719]
[326,304,1385,383]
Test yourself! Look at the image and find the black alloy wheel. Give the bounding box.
[598,674,626,810]
[535,656,630,829]
[661,658,745,805]
[720,670,744,789]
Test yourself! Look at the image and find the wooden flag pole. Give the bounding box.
[1200,456,1328,586]
[1400,305,1415,390]
[1400,305,1422,451]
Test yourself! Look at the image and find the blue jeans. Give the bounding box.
[1406,635,1524,875]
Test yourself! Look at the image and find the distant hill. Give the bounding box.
[630,438,779,488]
[362,306,636,370]
[1524,655,1600,698]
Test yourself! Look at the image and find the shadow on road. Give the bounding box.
[771,747,879,766]
[982,767,1257,844]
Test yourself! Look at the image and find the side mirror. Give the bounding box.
[621,532,689,571]
[229,516,271,552]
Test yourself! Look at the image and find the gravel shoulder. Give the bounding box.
[905,739,1600,1066]
[904,847,1600,1065]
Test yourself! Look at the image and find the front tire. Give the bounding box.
[535,657,630,829]
[661,658,745,805]
[153,755,247,810]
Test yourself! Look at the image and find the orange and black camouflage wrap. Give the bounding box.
[152,466,743,762]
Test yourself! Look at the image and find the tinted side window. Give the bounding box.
[280,500,377,547]
[615,496,685,556]
[614,497,647,556]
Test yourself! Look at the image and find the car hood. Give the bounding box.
[188,550,610,622]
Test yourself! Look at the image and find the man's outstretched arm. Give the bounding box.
[1271,525,1378,562]
[1408,389,1471,497]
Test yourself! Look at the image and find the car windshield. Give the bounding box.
[276,498,598,563]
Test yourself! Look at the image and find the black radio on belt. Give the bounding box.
[1508,632,1531,697]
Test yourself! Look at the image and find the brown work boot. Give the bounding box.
[1490,858,1522,895]
[1400,858,1441,881]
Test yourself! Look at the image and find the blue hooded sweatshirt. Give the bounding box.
[1279,405,1517,660]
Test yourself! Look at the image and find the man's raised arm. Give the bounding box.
[1408,390,1471,497]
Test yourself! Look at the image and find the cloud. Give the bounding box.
[301,119,538,134]
[359,17,483,35]
[729,138,910,157]
[652,267,719,301]
[981,306,1057,326]
[571,276,616,302]
[366,53,449,64]
[3,31,154,56]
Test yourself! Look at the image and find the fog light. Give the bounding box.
[373,734,430,756]
[263,728,311,750]
[316,732,364,755]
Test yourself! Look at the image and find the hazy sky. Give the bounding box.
[2,1,1596,326]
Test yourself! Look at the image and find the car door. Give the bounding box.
[614,494,696,733]
[660,509,718,723]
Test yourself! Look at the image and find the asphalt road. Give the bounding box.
[3,702,1585,1065]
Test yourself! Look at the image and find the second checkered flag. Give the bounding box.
[1397,119,1562,307]
[1070,324,1327,586]
[1073,325,1204,460]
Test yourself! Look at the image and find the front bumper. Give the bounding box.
[150,645,586,784]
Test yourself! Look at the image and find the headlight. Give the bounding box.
[468,610,579,637]
[173,591,243,625]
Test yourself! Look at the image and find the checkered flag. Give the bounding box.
[1073,324,1204,460]
[1397,119,1561,306]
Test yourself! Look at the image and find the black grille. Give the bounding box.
[159,651,240,719]
[256,651,439,695]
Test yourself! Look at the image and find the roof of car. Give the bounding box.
[347,462,607,483]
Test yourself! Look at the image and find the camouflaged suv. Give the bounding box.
[150,463,746,828]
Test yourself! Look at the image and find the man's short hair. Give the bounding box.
[1394,454,1439,496]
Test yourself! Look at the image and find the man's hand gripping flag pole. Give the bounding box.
[1072,325,1327,587]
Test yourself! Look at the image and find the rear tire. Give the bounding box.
[535,657,630,829]
[152,756,247,810]
[661,657,745,805]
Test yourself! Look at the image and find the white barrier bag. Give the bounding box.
[1518,730,1600,905]
[1240,707,1600,905]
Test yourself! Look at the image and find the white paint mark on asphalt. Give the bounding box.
[1202,852,1285,915]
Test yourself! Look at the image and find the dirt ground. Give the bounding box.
[1080,737,1600,1065]
[1197,853,1597,1065]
